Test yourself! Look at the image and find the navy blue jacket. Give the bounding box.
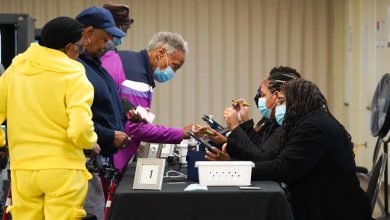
[78,54,125,157]
[117,49,155,88]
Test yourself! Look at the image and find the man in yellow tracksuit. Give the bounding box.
[0,17,98,220]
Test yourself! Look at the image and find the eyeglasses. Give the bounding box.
[276,97,286,105]
[73,42,85,54]
[256,89,264,97]
[257,89,276,99]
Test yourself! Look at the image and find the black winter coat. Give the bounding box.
[252,110,372,220]
[226,118,282,161]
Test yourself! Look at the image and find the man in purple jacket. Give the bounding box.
[101,32,192,171]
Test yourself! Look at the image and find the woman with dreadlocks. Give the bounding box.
[202,66,301,161]
[245,79,370,220]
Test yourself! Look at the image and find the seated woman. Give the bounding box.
[201,66,300,161]
[207,79,372,220]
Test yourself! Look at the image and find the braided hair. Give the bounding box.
[267,66,301,93]
[255,66,301,132]
[40,17,84,50]
[280,79,352,146]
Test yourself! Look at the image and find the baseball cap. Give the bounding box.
[76,6,127,37]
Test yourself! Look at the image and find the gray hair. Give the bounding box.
[147,32,188,54]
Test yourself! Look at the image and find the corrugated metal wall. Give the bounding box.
[0,0,332,127]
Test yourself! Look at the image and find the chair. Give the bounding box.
[356,138,383,181]
[366,153,387,216]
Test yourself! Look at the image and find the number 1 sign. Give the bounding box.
[133,158,165,190]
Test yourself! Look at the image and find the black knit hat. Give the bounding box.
[40,16,84,50]
[103,3,133,26]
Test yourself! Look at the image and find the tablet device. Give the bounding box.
[121,98,136,113]
[187,130,214,151]
[202,115,224,131]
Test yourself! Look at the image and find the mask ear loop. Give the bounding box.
[165,52,169,69]
[269,93,278,112]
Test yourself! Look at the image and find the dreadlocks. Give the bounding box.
[280,79,352,146]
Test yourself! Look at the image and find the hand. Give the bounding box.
[195,126,227,145]
[223,107,240,130]
[92,144,101,155]
[182,124,193,139]
[235,98,251,123]
[126,110,147,123]
[205,144,230,161]
[113,131,132,149]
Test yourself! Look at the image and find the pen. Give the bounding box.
[232,99,251,106]
[194,124,215,136]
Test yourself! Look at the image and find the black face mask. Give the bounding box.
[254,89,261,107]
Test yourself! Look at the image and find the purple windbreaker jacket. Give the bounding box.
[101,50,183,170]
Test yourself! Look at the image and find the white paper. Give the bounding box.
[136,106,155,123]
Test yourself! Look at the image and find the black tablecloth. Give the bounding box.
[108,164,294,220]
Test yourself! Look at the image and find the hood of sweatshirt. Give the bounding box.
[11,43,84,76]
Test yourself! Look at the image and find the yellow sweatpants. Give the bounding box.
[8,169,91,220]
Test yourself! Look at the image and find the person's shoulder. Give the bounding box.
[101,50,119,60]
[293,110,334,136]
[117,49,141,58]
[101,50,122,67]
[305,110,332,124]
[77,56,96,73]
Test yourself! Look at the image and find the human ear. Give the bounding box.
[157,47,167,57]
[83,26,94,45]
[64,43,73,55]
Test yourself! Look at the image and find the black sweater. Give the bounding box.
[252,110,372,220]
[226,118,282,161]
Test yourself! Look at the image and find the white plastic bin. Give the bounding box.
[195,161,255,186]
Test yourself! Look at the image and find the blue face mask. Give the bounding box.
[153,54,176,83]
[275,104,286,126]
[258,97,272,119]
[112,37,123,46]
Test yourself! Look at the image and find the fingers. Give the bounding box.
[224,108,233,119]
[205,150,217,161]
[206,146,222,157]
[222,143,227,152]
[232,98,249,110]
[92,144,101,155]
[205,147,229,161]
[193,125,216,137]
[182,124,194,139]
[237,111,242,122]
[121,134,132,149]
[114,131,132,149]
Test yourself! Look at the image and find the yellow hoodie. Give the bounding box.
[0,43,97,171]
